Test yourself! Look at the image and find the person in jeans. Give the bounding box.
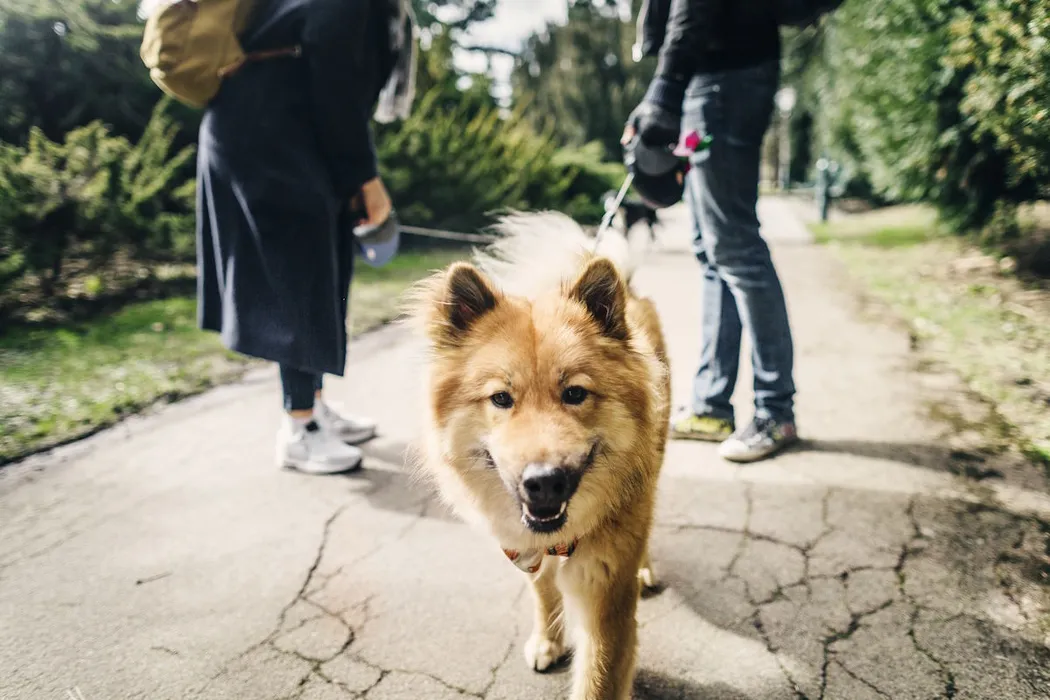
[195,0,414,474]
[627,0,798,462]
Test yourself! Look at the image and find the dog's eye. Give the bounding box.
[562,386,589,405]
[490,392,514,409]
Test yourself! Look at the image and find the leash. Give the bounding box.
[593,172,635,252]
[355,163,643,254]
[593,129,709,253]
[399,224,498,244]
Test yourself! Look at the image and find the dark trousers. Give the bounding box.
[280,364,323,412]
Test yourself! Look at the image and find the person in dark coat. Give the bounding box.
[196,0,414,474]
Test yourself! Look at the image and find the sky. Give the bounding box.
[463,0,570,52]
[455,0,571,99]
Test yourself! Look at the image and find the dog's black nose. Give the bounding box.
[520,464,571,511]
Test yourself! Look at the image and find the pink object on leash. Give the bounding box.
[673,130,710,157]
[679,130,700,155]
[673,130,712,173]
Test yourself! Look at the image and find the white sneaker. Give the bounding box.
[277,419,363,475]
[314,400,377,445]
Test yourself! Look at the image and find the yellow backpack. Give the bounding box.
[140,0,268,109]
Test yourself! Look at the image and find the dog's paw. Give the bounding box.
[524,632,566,673]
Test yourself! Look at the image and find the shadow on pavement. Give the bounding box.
[634,669,753,700]
[339,439,460,523]
[795,438,1006,480]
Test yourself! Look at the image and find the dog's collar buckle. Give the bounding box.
[502,538,580,574]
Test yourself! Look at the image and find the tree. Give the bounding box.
[781,0,1041,232]
[947,0,1050,193]
[410,0,497,32]
[511,0,655,161]
[0,0,164,145]
[407,28,499,117]
[0,100,195,298]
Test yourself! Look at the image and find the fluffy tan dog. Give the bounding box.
[407,212,670,699]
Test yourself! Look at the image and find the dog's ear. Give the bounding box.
[439,262,500,339]
[569,257,629,341]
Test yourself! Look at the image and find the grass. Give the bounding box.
[0,249,465,465]
[346,249,463,334]
[813,205,1050,470]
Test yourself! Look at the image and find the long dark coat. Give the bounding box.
[196,0,395,377]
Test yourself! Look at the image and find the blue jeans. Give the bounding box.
[682,60,796,424]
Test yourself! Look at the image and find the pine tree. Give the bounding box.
[0,0,161,145]
[512,0,655,161]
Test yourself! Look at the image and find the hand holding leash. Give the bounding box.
[352,177,393,229]
[350,177,400,268]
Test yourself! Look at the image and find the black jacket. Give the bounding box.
[637,0,780,79]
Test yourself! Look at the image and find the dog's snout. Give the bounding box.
[520,464,571,510]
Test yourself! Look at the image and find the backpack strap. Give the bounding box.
[217,44,302,79]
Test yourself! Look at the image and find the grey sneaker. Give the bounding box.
[314,400,377,445]
[718,416,799,463]
[276,419,363,475]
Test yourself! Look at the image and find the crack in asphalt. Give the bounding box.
[722,482,754,583]
[358,668,389,697]
[479,582,528,698]
[280,505,349,637]
[224,489,499,700]
[833,658,893,699]
[204,504,352,687]
[203,469,1047,700]
[661,488,972,700]
[815,598,894,700]
[747,612,811,700]
[354,661,485,698]
[897,498,958,700]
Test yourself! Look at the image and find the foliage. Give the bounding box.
[377,89,618,232]
[0,0,166,145]
[549,141,627,223]
[410,0,496,32]
[816,1,950,202]
[512,0,654,161]
[946,0,1050,191]
[0,100,195,301]
[408,28,500,118]
[788,0,1050,237]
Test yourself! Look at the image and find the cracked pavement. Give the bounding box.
[2,199,1049,699]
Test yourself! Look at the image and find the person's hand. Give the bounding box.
[623,76,686,151]
[622,100,681,151]
[353,177,392,227]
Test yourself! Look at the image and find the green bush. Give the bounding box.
[0,100,194,301]
[817,1,950,203]
[790,0,1050,239]
[0,0,164,146]
[549,141,626,224]
[377,89,619,233]
[947,0,1050,192]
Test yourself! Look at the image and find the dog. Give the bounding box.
[602,190,660,243]
[406,212,671,699]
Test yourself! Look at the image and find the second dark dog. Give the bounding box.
[603,190,660,242]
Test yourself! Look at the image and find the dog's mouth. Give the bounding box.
[521,501,569,533]
[516,442,599,534]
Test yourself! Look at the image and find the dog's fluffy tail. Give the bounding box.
[474,211,638,299]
